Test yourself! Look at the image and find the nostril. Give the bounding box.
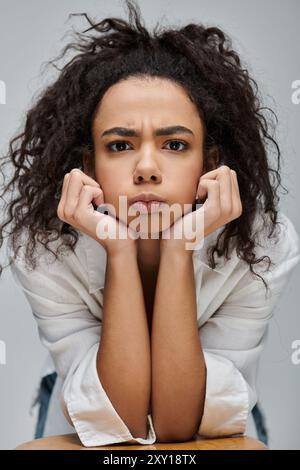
[135,175,158,182]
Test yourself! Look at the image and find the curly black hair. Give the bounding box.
[0,0,287,293]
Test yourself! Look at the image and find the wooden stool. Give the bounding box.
[15,433,268,450]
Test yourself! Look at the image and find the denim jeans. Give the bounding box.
[33,372,57,439]
[33,372,268,445]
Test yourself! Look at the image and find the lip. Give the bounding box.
[129,192,167,214]
[129,200,166,214]
[129,192,166,205]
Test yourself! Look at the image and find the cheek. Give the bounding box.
[95,169,128,210]
[95,169,115,200]
[173,167,201,200]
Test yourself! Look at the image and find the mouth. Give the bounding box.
[128,192,167,214]
[129,200,166,214]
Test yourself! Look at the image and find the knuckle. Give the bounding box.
[64,207,74,219]
[71,168,81,175]
[57,206,62,219]
[233,204,242,217]
[220,165,231,173]
[73,211,80,222]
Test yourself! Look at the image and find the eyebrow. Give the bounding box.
[101,125,194,138]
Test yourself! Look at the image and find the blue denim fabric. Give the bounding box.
[34,372,57,439]
[251,402,268,445]
[34,372,268,445]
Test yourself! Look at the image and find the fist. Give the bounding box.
[160,165,243,253]
[196,164,243,238]
[56,168,136,255]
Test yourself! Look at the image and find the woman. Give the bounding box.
[2,0,299,446]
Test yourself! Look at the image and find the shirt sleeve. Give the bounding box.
[197,213,300,438]
[9,246,156,447]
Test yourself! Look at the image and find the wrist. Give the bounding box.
[106,242,138,261]
[159,241,194,260]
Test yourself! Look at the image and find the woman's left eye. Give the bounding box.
[164,140,189,152]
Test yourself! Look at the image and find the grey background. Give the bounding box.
[0,0,299,450]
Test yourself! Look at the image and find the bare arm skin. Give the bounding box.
[149,166,243,442]
[151,248,206,442]
[56,169,152,438]
[96,247,151,439]
[57,166,242,443]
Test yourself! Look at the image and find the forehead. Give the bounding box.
[93,77,202,131]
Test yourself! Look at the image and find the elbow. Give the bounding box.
[156,429,196,443]
[154,422,197,443]
[154,414,203,443]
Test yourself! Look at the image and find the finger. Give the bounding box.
[214,166,232,217]
[198,165,234,217]
[70,168,101,188]
[199,166,224,180]
[231,169,241,199]
[75,185,104,216]
[230,170,243,216]
[186,180,220,248]
[64,169,100,219]
[196,179,220,214]
[57,169,100,220]
[57,173,71,220]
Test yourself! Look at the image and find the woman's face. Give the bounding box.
[89,76,205,231]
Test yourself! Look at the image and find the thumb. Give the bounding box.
[93,188,104,207]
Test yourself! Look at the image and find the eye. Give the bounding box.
[105,139,190,153]
[105,140,132,152]
[164,140,189,152]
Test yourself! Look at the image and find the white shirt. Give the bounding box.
[10,210,300,447]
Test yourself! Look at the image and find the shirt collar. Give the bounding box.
[80,226,239,295]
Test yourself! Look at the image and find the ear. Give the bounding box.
[203,145,220,173]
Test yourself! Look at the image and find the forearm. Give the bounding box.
[151,249,206,442]
[96,247,151,439]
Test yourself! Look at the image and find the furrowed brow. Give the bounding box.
[101,125,194,138]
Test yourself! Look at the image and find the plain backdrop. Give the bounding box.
[0,0,299,449]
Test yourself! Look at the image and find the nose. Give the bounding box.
[133,150,162,184]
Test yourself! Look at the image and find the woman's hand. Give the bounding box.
[57,168,137,256]
[160,165,243,254]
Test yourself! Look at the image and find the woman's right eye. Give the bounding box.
[105,141,131,152]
